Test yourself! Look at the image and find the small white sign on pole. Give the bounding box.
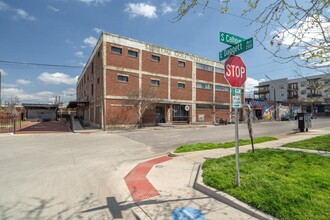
[232,88,242,109]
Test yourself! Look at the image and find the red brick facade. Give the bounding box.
[76,33,243,128]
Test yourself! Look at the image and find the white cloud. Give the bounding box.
[38,72,78,85]
[92,27,104,34]
[79,0,111,5]
[48,6,60,12]
[161,3,173,15]
[272,15,330,66]
[2,88,55,103]
[62,88,76,97]
[0,68,8,76]
[244,77,265,98]
[125,3,157,19]
[75,51,84,58]
[2,83,17,88]
[83,36,97,47]
[2,88,24,97]
[0,1,35,21]
[0,1,9,11]
[14,9,36,21]
[16,79,31,85]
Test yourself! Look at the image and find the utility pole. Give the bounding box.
[274,87,277,120]
[265,74,277,120]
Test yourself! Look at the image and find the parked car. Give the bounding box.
[281,114,290,121]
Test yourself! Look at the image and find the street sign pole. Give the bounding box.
[234,107,240,186]
[221,34,250,187]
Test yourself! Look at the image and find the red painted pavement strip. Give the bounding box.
[125,155,172,202]
[16,121,71,134]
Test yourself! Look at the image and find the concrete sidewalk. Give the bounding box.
[129,128,330,219]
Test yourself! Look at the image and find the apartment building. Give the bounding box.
[75,32,239,128]
[254,74,330,116]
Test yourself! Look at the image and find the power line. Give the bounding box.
[0,60,84,69]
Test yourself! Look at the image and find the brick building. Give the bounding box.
[76,32,239,128]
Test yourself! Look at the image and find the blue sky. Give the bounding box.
[0,0,312,104]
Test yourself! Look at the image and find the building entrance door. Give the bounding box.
[155,106,165,123]
[255,109,262,120]
[172,104,189,122]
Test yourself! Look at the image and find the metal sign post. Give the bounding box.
[221,33,251,187]
[231,88,241,186]
[234,107,240,186]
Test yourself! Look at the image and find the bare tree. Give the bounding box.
[6,96,20,114]
[125,87,159,128]
[176,1,330,68]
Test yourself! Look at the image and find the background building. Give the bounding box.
[254,73,330,117]
[75,32,242,128]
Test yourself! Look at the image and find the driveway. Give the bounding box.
[0,132,156,219]
[16,121,71,134]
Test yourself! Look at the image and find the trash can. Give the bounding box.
[297,113,312,132]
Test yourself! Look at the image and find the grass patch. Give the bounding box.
[174,136,277,153]
[202,149,330,220]
[283,134,330,152]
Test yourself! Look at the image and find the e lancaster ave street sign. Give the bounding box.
[220,32,245,46]
[219,37,253,61]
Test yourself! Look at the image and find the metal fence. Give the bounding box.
[0,112,22,133]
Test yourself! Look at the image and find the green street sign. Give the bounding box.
[232,88,242,108]
[219,37,253,61]
[220,32,245,46]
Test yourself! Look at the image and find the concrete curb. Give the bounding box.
[193,165,278,220]
[168,151,185,157]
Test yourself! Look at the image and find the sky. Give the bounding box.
[0,0,327,105]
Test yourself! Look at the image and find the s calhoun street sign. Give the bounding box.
[220,32,245,46]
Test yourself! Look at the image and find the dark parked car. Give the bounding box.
[281,115,290,121]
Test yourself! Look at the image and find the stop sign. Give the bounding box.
[224,55,246,88]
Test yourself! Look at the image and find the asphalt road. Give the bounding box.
[118,118,330,154]
[0,118,329,219]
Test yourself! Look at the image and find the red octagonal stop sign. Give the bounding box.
[224,55,246,88]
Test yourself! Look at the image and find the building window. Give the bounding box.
[128,50,138,58]
[178,61,185,67]
[301,82,306,87]
[196,82,213,90]
[215,67,224,74]
[151,79,160,86]
[215,85,230,92]
[97,77,100,84]
[111,46,122,55]
[91,84,94,96]
[151,55,160,62]
[117,75,128,82]
[178,83,185,89]
[97,51,101,57]
[196,63,213,72]
[91,62,94,74]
